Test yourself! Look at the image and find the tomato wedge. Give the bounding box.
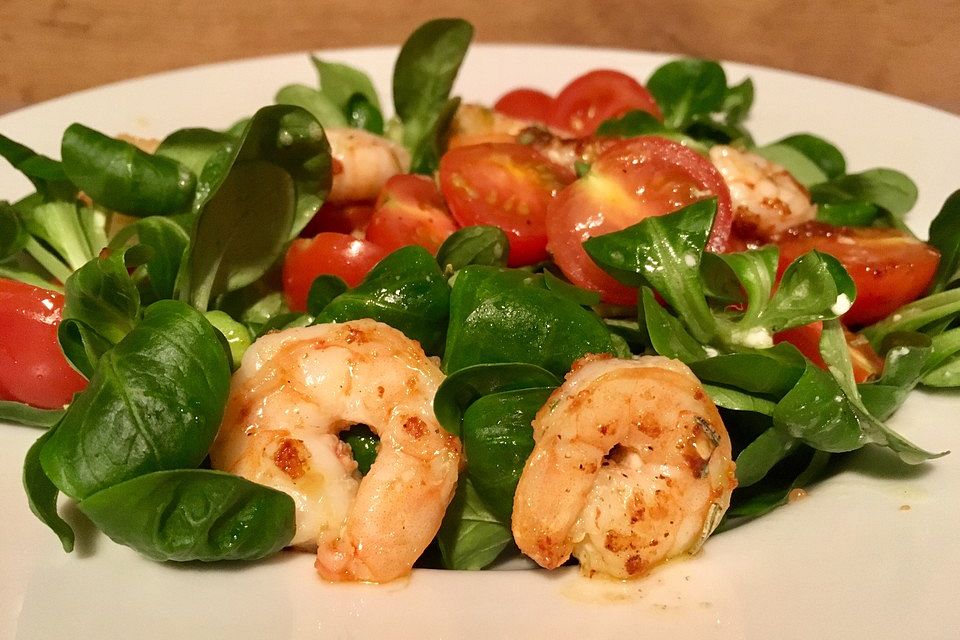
[365,174,458,254]
[775,321,884,383]
[550,70,663,136]
[0,278,87,409]
[283,233,388,312]
[438,143,576,266]
[494,88,555,123]
[300,201,375,237]
[546,136,734,305]
[775,222,940,326]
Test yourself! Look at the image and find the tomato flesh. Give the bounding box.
[550,69,663,136]
[0,278,87,409]
[546,136,734,305]
[775,222,940,326]
[775,321,884,383]
[283,233,388,312]
[439,143,576,266]
[300,201,376,237]
[494,88,555,123]
[365,174,458,254]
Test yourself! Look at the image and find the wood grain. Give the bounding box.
[1,0,958,114]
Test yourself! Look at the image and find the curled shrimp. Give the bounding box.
[512,354,736,579]
[209,319,462,582]
[325,128,411,203]
[710,145,817,238]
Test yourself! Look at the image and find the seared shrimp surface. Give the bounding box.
[710,145,817,238]
[512,354,736,579]
[210,319,461,583]
[326,128,411,203]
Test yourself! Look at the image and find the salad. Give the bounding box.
[1,18,957,583]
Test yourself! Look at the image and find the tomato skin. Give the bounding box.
[775,321,884,383]
[546,135,734,305]
[282,233,388,312]
[494,88,555,123]
[0,279,87,409]
[775,222,940,326]
[300,201,376,237]
[438,143,576,266]
[365,174,458,254]
[550,69,663,136]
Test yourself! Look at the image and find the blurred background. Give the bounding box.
[2,0,958,115]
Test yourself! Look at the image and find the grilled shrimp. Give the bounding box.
[512,354,736,579]
[710,145,817,237]
[326,128,411,203]
[209,319,462,583]
[448,103,533,148]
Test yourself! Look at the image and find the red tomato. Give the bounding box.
[282,233,388,312]
[550,69,663,136]
[365,174,458,254]
[0,279,87,409]
[494,88,555,123]
[775,222,940,326]
[438,143,576,266]
[775,321,884,383]
[546,136,734,305]
[300,201,375,237]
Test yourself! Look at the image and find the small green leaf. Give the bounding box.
[595,110,664,137]
[752,143,828,188]
[775,133,846,179]
[436,225,509,274]
[0,401,65,428]
[810,168,918,218]
[305,274,348,316]
[312,56,382,112]
[646,59,727,129]
[436,476,513,570]
[24,428,75,552]
[927,189,960,292]
[275,84,348,129]
[735,427,799,487]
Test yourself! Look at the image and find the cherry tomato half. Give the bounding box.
[775,222,940,326]
[439,143,576,266]
[300,201,376,237]
[283,233,388,312]
[493,88,555,123]
[0,278,87,409]
[365,174,458,254]
[550,69,663,136]
[775,321,884,383]
[546,136,734,305]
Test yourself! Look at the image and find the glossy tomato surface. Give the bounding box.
[365,174,457,254]
[0,278,87,409]
[546,135,733,305]
[283,233,388,311]
[775,321,884,383]
[439,143,575,266]
[550,70,662,136]
[493,88,555,123]
[775,222,940,326]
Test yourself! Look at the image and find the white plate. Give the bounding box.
[2,45,959,640]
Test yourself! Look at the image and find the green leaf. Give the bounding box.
[341,425,379,476]
[759,251,855,332]
[436,224,509,275]
[0,401,65,428]
[40,300,231,499]
[863,288,960,348]
[155,128,233,178]
[23,428,75,552]
[703,384,778,415]
[305,274,348,316]
[443,266,619,376]
[393,18,473,166]
[20,201,97,272]
[751,143,828,188]
[109,216,190,301]
[180,104,331,310]
[275,84,348,129]
[722,78,754,125]
[61,124,196,216]
[735,427,800,487]
[61,248,141,347]
[816,201,880,227]
[690,343,807,396]
[543,270,600,306]
[646,59,727,129]
[921,327,960,387]
[312,56,382,112]
[595,110,665,137]
[345,93,385,135]
[408,97,461,175]
[583,198,718,342]
[810,168,918,218]
[927,189,960,292]
[0,201,28,262]
[775,133,846,179]
[858,332,933,418]
[78,469,295,561]
[433,362,559,436]
[436,476,513,570]
[773,362,864,452]
[640,287,708,362]
[315,246,450,355]
[0,132,75,200]
[204,310,253,369]
[462,388,550,521]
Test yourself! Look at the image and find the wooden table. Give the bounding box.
[2,0,958,115]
